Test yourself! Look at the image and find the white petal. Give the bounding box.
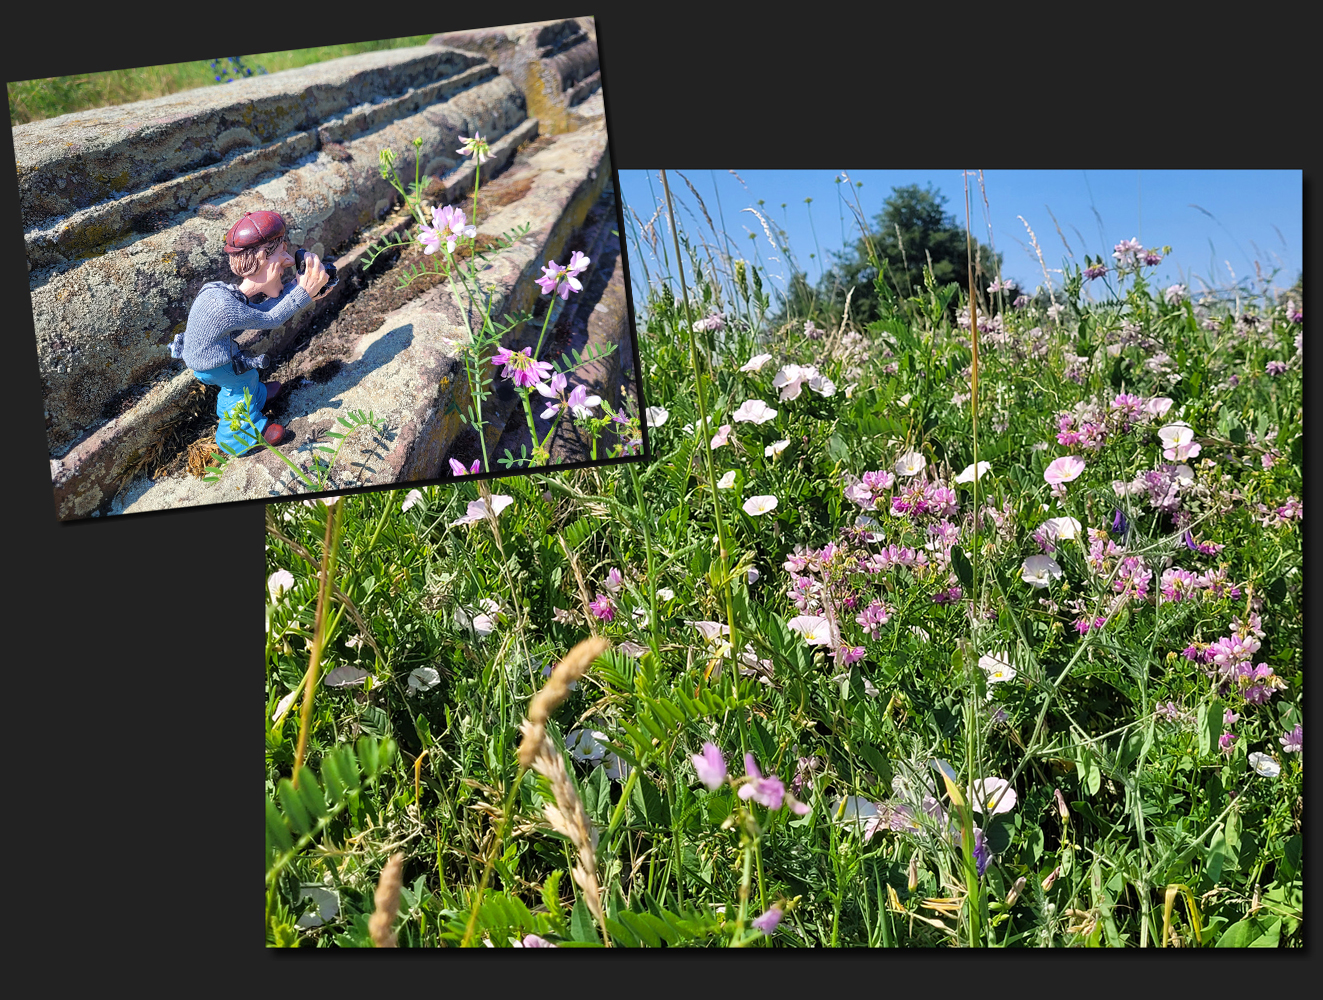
[323,665,370,687]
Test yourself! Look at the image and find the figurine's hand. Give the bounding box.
[298,253,329,299]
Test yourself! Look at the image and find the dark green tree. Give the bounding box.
[775,183,1003,330]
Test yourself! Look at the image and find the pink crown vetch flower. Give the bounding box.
[491,345,554,389]
[691,742,727,790]
[456,132,491,163]
[433,204,476,254]
[536,254,591,300]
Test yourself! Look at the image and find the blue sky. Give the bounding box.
[617,169,1302,307]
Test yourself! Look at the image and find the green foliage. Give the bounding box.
[9,37,435,125]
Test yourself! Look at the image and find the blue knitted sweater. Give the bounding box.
[170,280,311,372]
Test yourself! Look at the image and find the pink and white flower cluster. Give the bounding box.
[535,250,591,299]
[419,204,477,255]
[1182,614,1286,706]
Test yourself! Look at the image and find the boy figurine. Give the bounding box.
[169,210,329,456]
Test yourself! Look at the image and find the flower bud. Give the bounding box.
[1054,787,1070,824]
[907,854,919,892]
[1005,876,1027,907]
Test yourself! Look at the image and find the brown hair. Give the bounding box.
[227,234,288,278]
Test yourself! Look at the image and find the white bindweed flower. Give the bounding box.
[717,471,737,489]
[601,753,631,782]
[1042,516,1083,541]
[691,620,730,643]
[1158,423,1202,462]
[1044,456,1086,487]
[740,353,774,373]
[271,688,299,722]
[407,666,441,693]
[895,451,926,477]
[565,729,609,763]
[787,615,833,645]
[970,776,1018,815]
[450,494,514,526]
[978,651,1016,683]
[1021,555,1064,588]
[772,364,812,400]
[472,598,501,636]
[831,796,879,832]
[733,398,778,424]
[401,489,425,512]
[743,494,778,516]
[765,439,790,458]
[747,566,760,584]
[808,373,837,396]
[323,665,370,687]
[954,461,991,484]
[646,406,669,427]
[1144,397,1174,419]
[295,885,341,929]
[1248,753,1281,778]
[268,569,295,601]
[657,587,675,602]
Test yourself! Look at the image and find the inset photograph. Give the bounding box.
[18,20,643,520]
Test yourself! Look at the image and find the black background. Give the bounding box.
[2,1,1314,977]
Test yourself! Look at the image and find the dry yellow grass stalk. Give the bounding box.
[514,635,611,940]
[526,730,606,932]
[517,636,608,768]
[369,852,404,947]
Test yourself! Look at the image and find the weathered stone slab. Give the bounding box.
[23,62,504,273]
[15,46,489,229]
[429,17,599,135]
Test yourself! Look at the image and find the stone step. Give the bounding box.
[428,17,598,136]
[17,46,492,232]
[110,123,618,516]
[30,45,552,520]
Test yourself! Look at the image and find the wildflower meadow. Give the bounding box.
[263,170,1302,947]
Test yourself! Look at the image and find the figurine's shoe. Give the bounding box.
[263,423,287,446]
[262,380,283,405]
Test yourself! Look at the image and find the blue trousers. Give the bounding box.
[192,362,269,456]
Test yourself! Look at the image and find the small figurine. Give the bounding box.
[169,210,329,456]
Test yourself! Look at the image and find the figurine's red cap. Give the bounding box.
[222,210,287,253]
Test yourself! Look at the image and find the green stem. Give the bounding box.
[533,293,556,363]
[358,489,396,558]
[225,392,316,490]
[520,389,540,462]
[660,170,738,667]
[733,835,755,946]
[292,499,341,783]
[450,261,493,475]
